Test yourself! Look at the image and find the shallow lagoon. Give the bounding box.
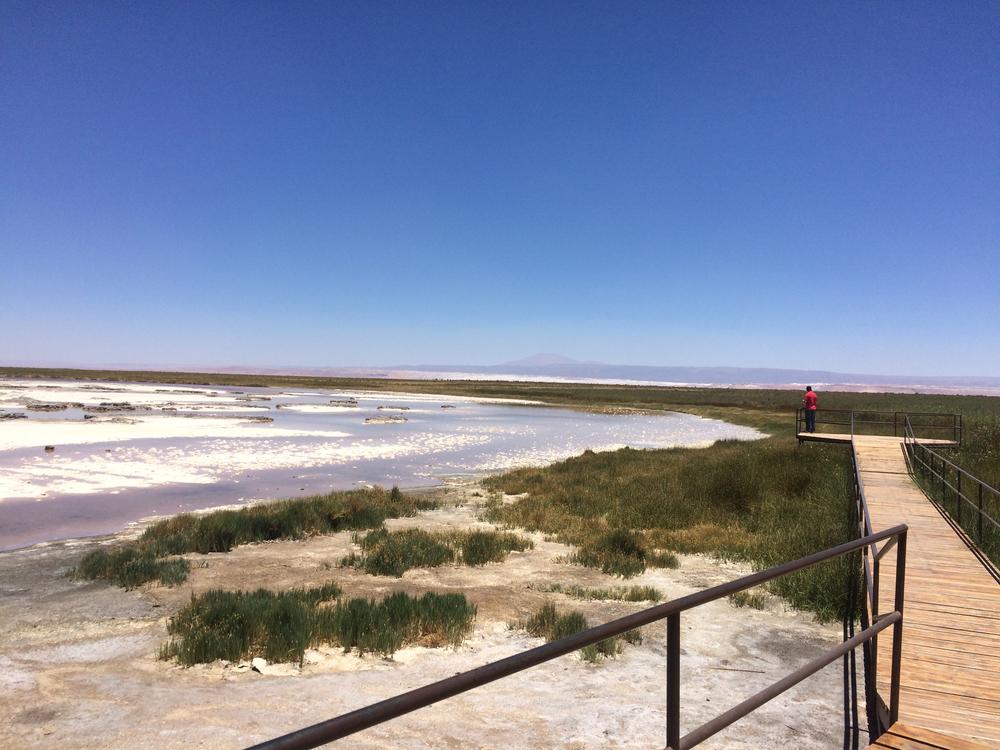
[0,379,762,549]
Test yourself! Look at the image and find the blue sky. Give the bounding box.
[2,1,997,375]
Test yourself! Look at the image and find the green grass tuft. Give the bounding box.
[515,603,641,663]
[141,487,434,555]
[345,528,454,577]
[159,583,343,665]
[572,529,647,578]
[73,546,190,589]
[728,590,769,610]
[159,585,476,665]
[342,527,533,577]
[645,550,680,569]
[461,530,533,565]
[74,486,430,588]
[318,591,476,657]
[536,583,663,602]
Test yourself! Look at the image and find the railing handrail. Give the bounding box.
[797,408,962,443]
[800,408,958,418]
[903,417,1000,553]
[904,418,1000,495]
[247,524,908,750]
[852,441,879,605]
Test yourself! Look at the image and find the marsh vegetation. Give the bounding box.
[485,439,858,621]
[74,487,433,588]
[532,583,664,602]
[513,603,642,663]
[341,527,533,577]
[159,586,477,665]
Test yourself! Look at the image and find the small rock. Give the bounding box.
[44,445,55,453]
[251,657,267,673]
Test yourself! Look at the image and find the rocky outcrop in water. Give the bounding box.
[364,415,408,424]
[84,402,136,413]
[26,402,78,412]
[329,399,358,407]
[377,405,410,411]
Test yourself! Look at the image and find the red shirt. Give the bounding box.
[803,391,818,410]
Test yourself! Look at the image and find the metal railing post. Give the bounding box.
[871,554,880,679]
[939,456,945,503]
[978,483,984,543]
[888,530,906,725]
[666,613,681,750]
[957,471,962,526]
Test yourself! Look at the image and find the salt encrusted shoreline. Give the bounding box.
[0,479,844,750]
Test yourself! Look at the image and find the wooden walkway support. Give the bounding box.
[798,430,1000,750]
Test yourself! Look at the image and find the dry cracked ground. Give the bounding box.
[0,480,850,749]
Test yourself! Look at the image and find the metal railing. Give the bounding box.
[902,416,1000,578]
[795,409,962,444]
[248,525,908,750]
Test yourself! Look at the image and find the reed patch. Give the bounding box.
[159,586,476,665]
[513,603,642,663]
[486,438,858,621]
[533,583,663,602]
[341,527,533,577]
[74,487,433,589]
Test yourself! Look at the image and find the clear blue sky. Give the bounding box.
[2,1,997,375]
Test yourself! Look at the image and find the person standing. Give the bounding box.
[803,386,818,433]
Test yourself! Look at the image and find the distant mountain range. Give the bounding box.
[7,355,1000,394]
[390,356,1000,390]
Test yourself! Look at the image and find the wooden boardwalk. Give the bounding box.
[799,432,1000,750]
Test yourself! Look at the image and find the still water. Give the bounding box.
[0,379,762,549]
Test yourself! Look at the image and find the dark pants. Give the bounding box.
[806,409,816,433]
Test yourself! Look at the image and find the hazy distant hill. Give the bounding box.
[12,355,999,392]
[500,353,584,368]
[394,356,1000,389]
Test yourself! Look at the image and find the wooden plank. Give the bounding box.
[868,722,1000,750]
[889,723,999,750]
[870,737,935,750]
[872,734,945,750]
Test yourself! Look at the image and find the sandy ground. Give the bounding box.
[0,479,849,750]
